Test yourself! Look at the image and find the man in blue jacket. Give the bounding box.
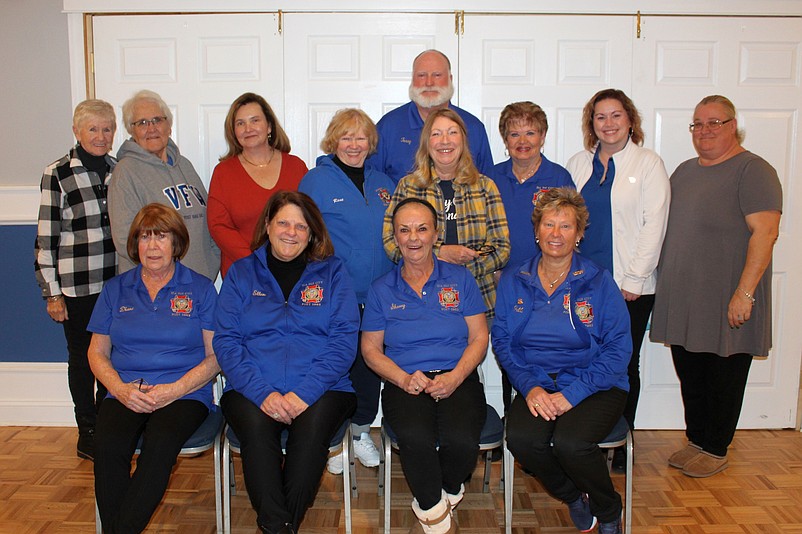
[367,49,494,184]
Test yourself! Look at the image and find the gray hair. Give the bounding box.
[121,90,173,136]
[73,99,116,131]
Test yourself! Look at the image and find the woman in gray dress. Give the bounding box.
[650,95,782,478]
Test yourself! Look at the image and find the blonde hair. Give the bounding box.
[320,108,378,155]
[408,108,480,188]
[73,99,116,132]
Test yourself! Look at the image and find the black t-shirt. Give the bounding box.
[438,179,459,245]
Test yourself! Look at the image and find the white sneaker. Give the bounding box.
[353,432,381,468]
[326,451,344,475]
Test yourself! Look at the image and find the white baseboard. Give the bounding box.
[0,362,75,426]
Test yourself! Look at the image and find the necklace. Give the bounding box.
[539,264,566,289]
[241,148,275,168]
[514,158,542,183]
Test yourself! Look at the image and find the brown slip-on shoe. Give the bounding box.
[681,450,728,478]
[668,443,702,469]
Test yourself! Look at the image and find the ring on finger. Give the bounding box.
[534,403,540,408]
[272,412,280,419]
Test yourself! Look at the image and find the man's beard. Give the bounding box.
[409,81,455,109]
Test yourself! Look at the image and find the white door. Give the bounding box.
[92,13,283,187]
[282,12,458,166]
[459,14,635,415]
[633,16,802,429]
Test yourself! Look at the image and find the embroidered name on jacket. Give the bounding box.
[301,283,324,305]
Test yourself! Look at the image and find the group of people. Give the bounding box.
[34,46,781,534]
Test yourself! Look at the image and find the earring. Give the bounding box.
[535,237,540,244]
[628,127,633,137]
[268,132,272,141]
[575,240,581,247]
[504,148,509,157]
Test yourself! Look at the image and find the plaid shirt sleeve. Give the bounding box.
[34,156,68,297]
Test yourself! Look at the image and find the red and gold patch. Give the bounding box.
[170,294,193,314]
[574,300,594,326]
[301,284,324,304]
[438,287,460,309]
[376,188,391,205]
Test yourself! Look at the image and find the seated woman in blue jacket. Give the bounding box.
[492,187,631,534]
[214,191,358,534]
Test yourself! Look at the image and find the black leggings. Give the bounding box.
[381,370,486,510]
[506,388,626,523]
[94,398,208,533]
[221,389,356,532]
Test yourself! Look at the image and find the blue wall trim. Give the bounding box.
[0,225,67,362]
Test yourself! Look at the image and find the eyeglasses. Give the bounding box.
[688,118,733,133]
[130,116,168,130]
[466,244,495,256]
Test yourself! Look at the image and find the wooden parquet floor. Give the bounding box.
[1,427,802,533]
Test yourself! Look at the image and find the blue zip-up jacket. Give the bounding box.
[492,251,631,407]
[298,155,395,303]
[213,246,359,408]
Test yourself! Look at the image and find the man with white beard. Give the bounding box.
[368,49,494,184]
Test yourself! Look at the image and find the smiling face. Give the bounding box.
[409,51,454,109]
[592,98,632,154]
[335,127,370,168]
[73,114,115,157]
[131,100,171,160]
[427,116,464,177]
[536,207,581,262]
[504,120,545,166]
[137,230,174,276]
[234,102,271,151]
[393,202,438,265]
[266,203,311,262]
[691,102,740,164]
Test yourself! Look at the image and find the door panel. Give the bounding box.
[633,16,802,428]
[93,13,283,187]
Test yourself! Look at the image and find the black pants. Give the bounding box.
[506,388,627,523]
[221,389,356,532]
[63,294,107,428]
[94,398,208,534]
[622,294,655,430]
[671,345,753,457]
[382,370,486,510]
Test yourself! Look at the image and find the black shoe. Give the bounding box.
[77,429,95,461]
[611,446,625,474]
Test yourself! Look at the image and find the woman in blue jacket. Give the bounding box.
[214,191,359,534]
[298,108,394,474]
[492,188,631,534]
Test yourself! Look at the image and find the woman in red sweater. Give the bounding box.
[208,92,308,276]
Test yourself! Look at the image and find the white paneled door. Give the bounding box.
[92,13,283,187]
[632,16,802,429]
[281,12,458,166]
[460,14,635,165]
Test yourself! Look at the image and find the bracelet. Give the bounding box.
[46,295,63,302]
[737,287,756,304]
